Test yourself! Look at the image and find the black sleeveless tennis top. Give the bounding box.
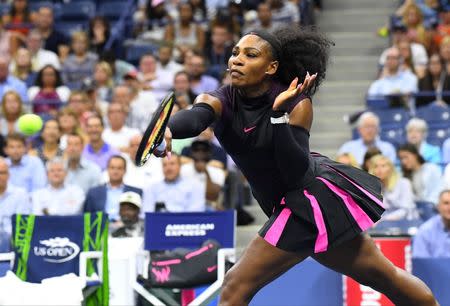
[209,83,308,216]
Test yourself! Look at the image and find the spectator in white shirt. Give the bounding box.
[25,29,60,71]
[122,71,160,114]
[137,53,170,101]
[103,102,140,152]
[158,45,183,74]
[268,0,300,26]
[181,140,225,209]
[244,2,278,33]
[32,157,85,215]
[143,153,205,212]
[155,44,183,92]
[119,134,164,189]
[101,133,165,188]
[112,84,158,132]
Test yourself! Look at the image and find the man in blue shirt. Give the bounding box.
[0,157,30,251]
[413,190,450,258]
[65,133,102,193]
[368,46,418,98]
[338,112,397,166]
[5,133,47,193]
[0,58,28,104]
[84,155,142,221]
[82,114,119,170]
[186,54,219,96]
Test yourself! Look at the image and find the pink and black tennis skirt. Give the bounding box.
[259,153,385,254]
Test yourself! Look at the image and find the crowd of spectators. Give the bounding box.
[0,0,446,261]
[339,0,450,258]
[0,0,321,247]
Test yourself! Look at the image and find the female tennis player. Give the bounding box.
[161,27,437,305]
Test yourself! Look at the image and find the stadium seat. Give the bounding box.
[369,219,423,236]
[28,1,53,12]
[416,104,450,129]
[97,1,131,22]
[0,3,10,15]
[389,14,403,30]
[0,213,109,305]
[366,96,390,109]
[351,128,358,140]
[0,259,9,277]
[379,127,406,148]
[133,211,236,306]
[54,21,89,36]
[427,128,450,147]
[125,42,159,66]
[412,258,450,304]
[415,201,437,222]
[54,1,96,22]
[373,108,411,130]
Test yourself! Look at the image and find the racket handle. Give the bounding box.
[154,139,166,155]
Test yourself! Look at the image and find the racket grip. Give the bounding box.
[154,139,166,155]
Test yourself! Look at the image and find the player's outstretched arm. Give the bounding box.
[162,94,222,154]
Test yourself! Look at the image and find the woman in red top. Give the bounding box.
[2,0,36,53]
[28,65,70,117]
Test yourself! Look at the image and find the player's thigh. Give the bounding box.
[312,233,396,285]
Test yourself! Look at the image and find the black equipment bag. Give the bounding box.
[147,240,221,288]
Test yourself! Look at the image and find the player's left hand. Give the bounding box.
[272,72,317,110]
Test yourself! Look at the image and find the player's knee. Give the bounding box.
[220,269,255,305]
[221,269,236,293]
[221,270,243,299]
[403,270,437,306]
[420,289,437,306]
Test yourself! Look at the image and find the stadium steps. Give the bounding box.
[325,1,395,11]
[311,0,397,159]
[235,0,397,256]
[318,9,393,33]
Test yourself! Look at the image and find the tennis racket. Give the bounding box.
[135,91,175,167]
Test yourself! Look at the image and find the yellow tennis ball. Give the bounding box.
[17,114,43,136]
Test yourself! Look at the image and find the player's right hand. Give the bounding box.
[154,127,173,158]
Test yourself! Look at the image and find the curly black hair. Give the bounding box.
[34,65,64,88]
[272,26,333,96]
